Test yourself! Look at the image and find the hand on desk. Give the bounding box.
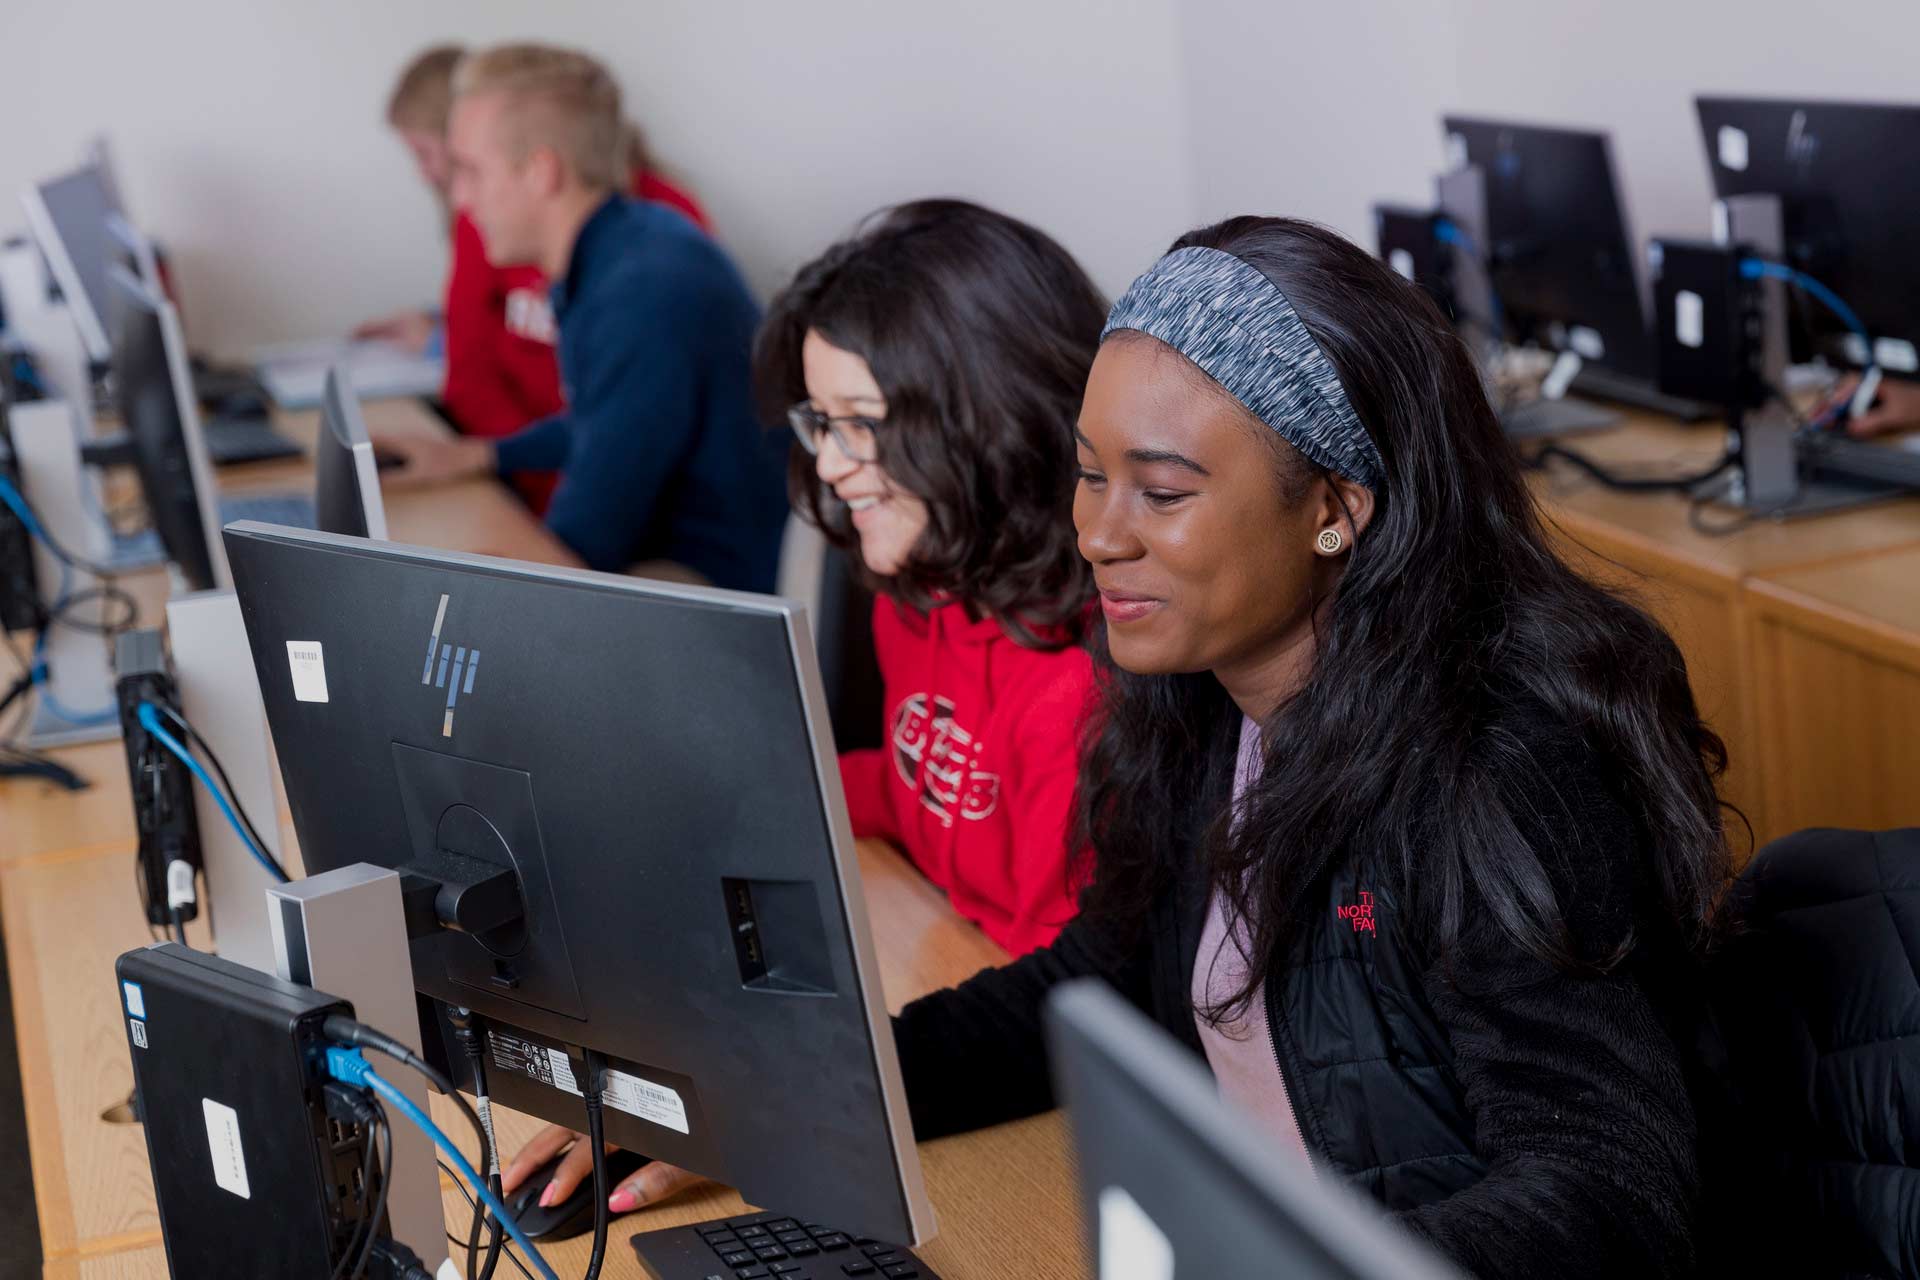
[1835,375,1920,438]
[502,1125,706,1214]
[352,308,437,355]
[371,431,495,489]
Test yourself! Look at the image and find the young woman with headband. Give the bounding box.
[891,217,1732,1278]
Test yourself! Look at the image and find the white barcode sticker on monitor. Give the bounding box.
[1098,1185,1173,1280]
[286,641,329,703]
[202,1098,252,1200]
[1717,125,1750,172]
[498,1038,694,1135]
[601,1068,691,1134]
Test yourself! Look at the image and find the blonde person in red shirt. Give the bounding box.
[501,198,1107,1216]
[357,44,710,512]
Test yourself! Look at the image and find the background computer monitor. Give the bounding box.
[1442,116,1654,379]
[1046,980,1464,1280]
[1695,96,1920,373]
[223,524,934,1245]
[315,367,388,540]
[106,265,227,591]
[20,162,122,364]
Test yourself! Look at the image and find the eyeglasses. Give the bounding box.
[788,403,883,463]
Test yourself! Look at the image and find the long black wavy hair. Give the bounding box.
[755,199,1104,648]
[1076,217,1733,1007]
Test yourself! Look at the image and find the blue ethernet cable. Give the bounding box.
[324,1047,559,1280]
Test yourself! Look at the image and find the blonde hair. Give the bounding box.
[452,43,624,191]
[385,44,466,135]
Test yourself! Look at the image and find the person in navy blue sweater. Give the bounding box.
[378,43,787,591]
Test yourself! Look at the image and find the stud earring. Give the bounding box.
[1315,527,1346,556]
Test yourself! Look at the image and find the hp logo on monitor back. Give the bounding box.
[421,593,479,737]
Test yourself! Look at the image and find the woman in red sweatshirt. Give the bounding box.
[753,199,1107,958]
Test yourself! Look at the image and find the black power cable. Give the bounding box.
[449,1009,505,1280]
[440,1161,537,1280]
[580,1050,610,1280]
[347,1103,393,1280]
[1527,441,1737,493]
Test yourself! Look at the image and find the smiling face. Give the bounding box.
[801,328,932,578]
[1073,334,1371,715]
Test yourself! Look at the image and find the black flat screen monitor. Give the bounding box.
[224,525,934,1245]
[1695,96,1920,373]
[315,368,388,540]
[106,266,224,591]
[1442,116,1653,379]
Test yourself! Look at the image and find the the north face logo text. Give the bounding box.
[1336,890,1376,935]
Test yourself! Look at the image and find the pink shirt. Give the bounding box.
[1191,716,1311,1162]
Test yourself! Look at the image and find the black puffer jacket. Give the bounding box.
[892,706,1709,1278]
[1701,827,1920,1280]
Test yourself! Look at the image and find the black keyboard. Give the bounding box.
[203,416,303,466]
[630,1210,940,1280]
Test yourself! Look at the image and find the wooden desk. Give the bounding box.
[2,829,1080,1278]
[1743,544,1920,838]
[1529,413,1920,847]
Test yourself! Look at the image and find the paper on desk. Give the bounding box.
[253,337,443,409]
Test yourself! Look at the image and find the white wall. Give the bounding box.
[7,0,1917,357]
[1,0,1194,356]
[1176,0,1462,247]
[1176,0,1920,261]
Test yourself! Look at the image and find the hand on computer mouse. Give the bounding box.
[353,308,437,355]
[1834,374,1920,438]
[503,1124,706,1213]
[370,431,494,489]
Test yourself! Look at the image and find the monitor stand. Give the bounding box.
[9,399,120,748]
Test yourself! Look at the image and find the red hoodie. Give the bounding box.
[440,172,710,513]
[838,597,1095,956]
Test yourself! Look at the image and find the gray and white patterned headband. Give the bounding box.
[1102,245,1384,490]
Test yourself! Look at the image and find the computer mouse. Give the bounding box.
[503,1146,651,1241]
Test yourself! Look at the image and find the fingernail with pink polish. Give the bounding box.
[538,1185,559,1209]
[608,1188,639,1214]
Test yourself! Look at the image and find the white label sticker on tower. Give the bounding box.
[122,981,145,1019]
[286,641,328,703]
[1717,125,1750,172]
[1388,248,1415,281]
[1099,1185,1174,1280]
[202,1098,252,1200]
[1675,291,1705,349]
